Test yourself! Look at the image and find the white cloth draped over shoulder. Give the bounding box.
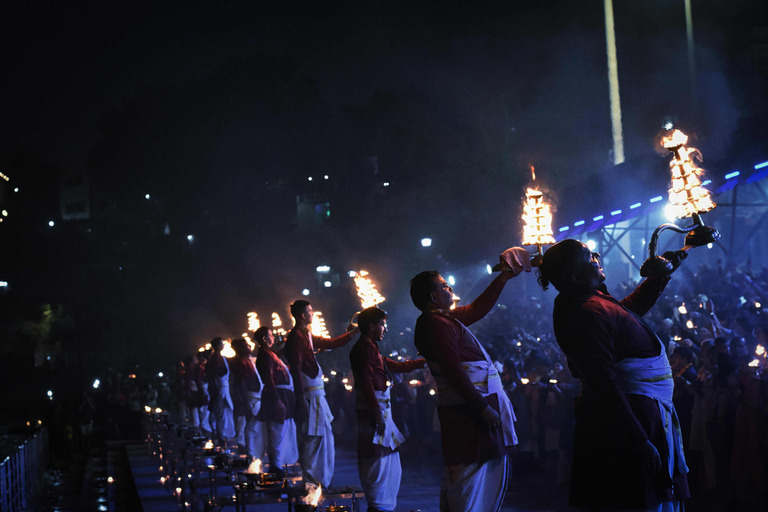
[426,325,518,448]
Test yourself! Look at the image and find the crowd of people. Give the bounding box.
[162,244,767,512]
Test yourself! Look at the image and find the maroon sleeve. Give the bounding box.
[619,277,670,317]
[384,357,426,374]
[450,274,507,327]
[554,299,649,447]
[429,317,487,413]
[352,342,381,412]
[313,330,354,350]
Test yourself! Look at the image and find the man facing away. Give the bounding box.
[284,299,358,488]
[411,247,529,512]
[537,239,690,511]
[349,306,426,512]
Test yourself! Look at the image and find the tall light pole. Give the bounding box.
[604,0,625,165]
[684,0,697,101]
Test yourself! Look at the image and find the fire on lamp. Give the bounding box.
[640,129,721,278]
[496,165,555,270]
[349,270,386,329]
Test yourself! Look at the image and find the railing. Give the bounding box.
[0,429,48,512]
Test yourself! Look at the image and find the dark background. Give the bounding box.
[1,0,766,401]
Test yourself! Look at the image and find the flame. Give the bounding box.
[204,440,214,450]
[155,408,163,413]
[221,340,236,358]
[241,333,255,351]
[247,458,261,474]
[308,484,322,506]
[678,305,687,315]
[756,345,765,357]
[520,378,530,385]
[310,311,330,338]
[354,270,386,309]
[272,312,287,336]
[409,379,419,385]
[450,293,460,310]
[749,359,760,368]
[521,169,555,246]
[247,312,260,331]
[662,129,716,219]
[144,406,152,413]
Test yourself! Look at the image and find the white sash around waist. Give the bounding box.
[428,359,518,447]
[300,362,334,436]
[617,350,688,476]
[370,387,405,450]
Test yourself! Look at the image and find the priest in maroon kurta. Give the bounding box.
[538,239,690,511]
[350,307,425,512]
[411,253,528,512]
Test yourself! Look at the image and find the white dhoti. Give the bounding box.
[358,452,401,512]
[260,418,299,469]
[357,388,406,512]
[440,456,509,512]
[213,360,236,440]
[298,365,335,487]
[428,330,517,512]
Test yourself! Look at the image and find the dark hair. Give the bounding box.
[358,307,388,334]
[290,300,310,319]
[672,346,694,363]
[254,326,272,346]
[537,239,586,291]
[410,271,441,310]
[231,338,250,355]
[210,337,224,349]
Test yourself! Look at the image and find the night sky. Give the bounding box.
[1,0,766,372]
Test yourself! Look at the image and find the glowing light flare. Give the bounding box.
[520,378,530,385]
[429,389,436,395]
[409,379,420,385]
[662,129,716,219]
[145,406,152,413]
[354,270,386,309]
[310,311,330,338]
[686,320,695,329]
[221,340,236,358]
[247,312,260,331]
[450,293,461,310]
[247,459,261,474]
[344,384,353,391]
[271,312,287,336]
[305,484,323,506]
[204,440,214,450]
[678,305,687,315]
[748,359,760,368]
[242,333,254,351]
[756,345,765,357]
[155,408,162,413]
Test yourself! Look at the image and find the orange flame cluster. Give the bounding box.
[522,166,555,246]
[354,270,385,309]
[662,130,716,219]
[310,311,330,338]
[271,312,287,337]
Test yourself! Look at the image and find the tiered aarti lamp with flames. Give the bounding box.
[521,166,555,266]
[640,129,721,278]
[349,270,386,328]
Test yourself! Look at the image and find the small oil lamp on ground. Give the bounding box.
[640,129,720,278]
